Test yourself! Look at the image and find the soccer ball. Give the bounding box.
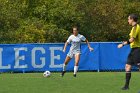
[43,71,51,77]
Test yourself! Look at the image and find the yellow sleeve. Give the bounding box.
[131,26,139,38]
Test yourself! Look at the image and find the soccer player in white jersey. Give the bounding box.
[61,26,94,77]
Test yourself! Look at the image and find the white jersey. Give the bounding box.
[67,34,86,52]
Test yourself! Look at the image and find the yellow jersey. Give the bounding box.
[129,24,140,48]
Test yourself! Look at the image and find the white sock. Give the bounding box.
[63,64,67,71]
[74,66,78,74]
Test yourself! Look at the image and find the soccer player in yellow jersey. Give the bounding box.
[118,14,140,90]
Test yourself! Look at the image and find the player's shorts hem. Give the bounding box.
[67,51,81,58]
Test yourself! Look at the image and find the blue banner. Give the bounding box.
[0,43,131,72]
[99,43,130,70]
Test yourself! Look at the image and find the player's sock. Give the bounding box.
[61,64,67,77]
[124,71,131,88]
[63,64,67,71]
[74,66,78,75]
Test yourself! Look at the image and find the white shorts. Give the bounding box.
[67,50,81,58]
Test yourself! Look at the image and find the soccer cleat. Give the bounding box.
[61,71,66,77]
[121,86,129,90]
[73,74,76,77]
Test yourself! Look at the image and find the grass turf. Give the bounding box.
[0,72,140,93]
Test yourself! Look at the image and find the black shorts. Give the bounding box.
[127,47,140,66]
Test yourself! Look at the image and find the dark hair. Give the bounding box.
[129,14,138,22]
[72,26,79,32]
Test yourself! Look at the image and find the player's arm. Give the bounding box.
[118,25,138,48]
[85,39,94,51]
[63,42,69,52]
[118,37,134,48]
[63,36,71,52]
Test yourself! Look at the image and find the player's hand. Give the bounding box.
[63,49,66,52]
[89,47,94,51]
[118,44,123,48]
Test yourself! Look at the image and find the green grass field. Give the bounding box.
[0,72,140,93]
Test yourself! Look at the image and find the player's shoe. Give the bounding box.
[61,71,66,77]
[121,86,129,90]
[73,74,76,77]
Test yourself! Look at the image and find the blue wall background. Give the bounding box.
[0,42,132,72]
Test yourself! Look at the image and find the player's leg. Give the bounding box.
[61,51,73,77]
[63,56,71,71]
[73,53,80,77]
[61,56,72,77]
[122,64,132,90]
[122,49,134,90]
